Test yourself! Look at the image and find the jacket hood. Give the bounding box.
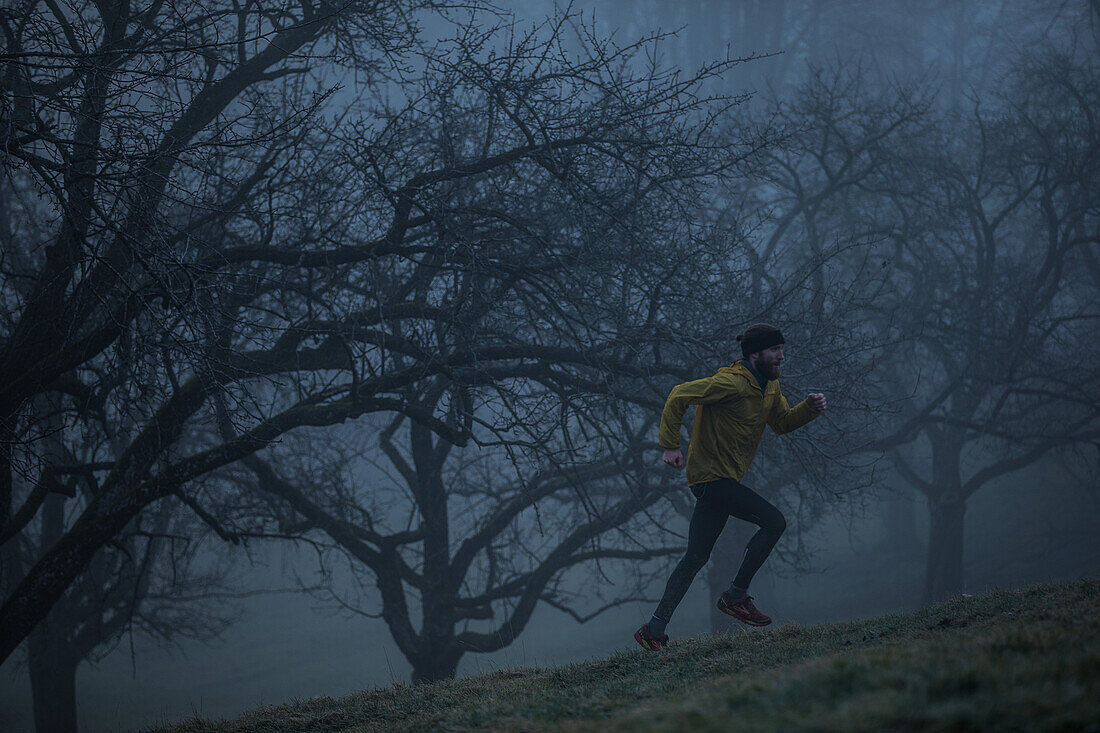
[716,361,754,379]
[718,361,769,391]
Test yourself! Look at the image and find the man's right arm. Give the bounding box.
[657,374,741,451]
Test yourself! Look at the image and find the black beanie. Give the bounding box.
[737,324,784,358]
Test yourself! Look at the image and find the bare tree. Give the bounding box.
[12,501,231,733]
[712,43,1099,606]
[178,11,768,681]
[208,386,680,683]
[0,398,234,732]
[0,2,753,666]
[726,45,1099,605]
[0,0,467,664]
[863,48,1100,602]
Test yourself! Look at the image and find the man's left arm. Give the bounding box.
[768,390,825,435]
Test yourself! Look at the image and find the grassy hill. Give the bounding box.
[160,579,1099,732]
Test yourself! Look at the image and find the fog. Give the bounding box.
[1,1,1097,731]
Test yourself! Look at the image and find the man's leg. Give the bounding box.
[714,480,786,625]
[720,480,786,591]
[647,480,731,636]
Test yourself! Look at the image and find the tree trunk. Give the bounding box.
[25,484,81,732]
[923,492,966,604]
[410,649,461,685]
[28,623,80,733]
[0,495,145,663]
[881,485,920,556]
[0,422,12,538]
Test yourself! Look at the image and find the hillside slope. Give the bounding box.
[160,579,1099,732]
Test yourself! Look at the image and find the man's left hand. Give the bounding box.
[806,393,827,412]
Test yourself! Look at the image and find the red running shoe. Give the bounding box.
[634,624,669,652]
[716,591,772,626]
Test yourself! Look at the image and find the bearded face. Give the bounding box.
[752,345,784,381]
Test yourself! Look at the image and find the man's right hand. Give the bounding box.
[662,448,684,469]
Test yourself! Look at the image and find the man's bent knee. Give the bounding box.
[768,512,787,536]
[680,549,711,572]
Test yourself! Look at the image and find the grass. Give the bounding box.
[156,578,1099,732]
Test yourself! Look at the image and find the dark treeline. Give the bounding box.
[1,1,1097,730]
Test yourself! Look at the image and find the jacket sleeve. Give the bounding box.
[658,375,743,450]
[768,390,821,435]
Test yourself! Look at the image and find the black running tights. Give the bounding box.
[654,477,786,623]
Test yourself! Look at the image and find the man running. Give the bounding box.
[635,323,826,651]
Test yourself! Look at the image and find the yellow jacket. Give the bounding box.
[658,361,820,486]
